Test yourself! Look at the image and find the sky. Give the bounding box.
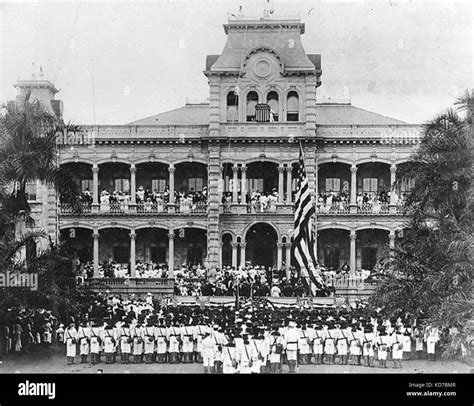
[0,0,472,125]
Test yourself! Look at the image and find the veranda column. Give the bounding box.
[240,165,247,204]
[350,229,357,273]
[92,164,99,212]
[389,229,396,250]
[168,230,175,278]
[277,242,283,270]
[232,164,239,203]
[286,164,292,203]
[168,164,175,203]
[278,165,285,203]
[130,164,137,205]
[350,165,358,213]
[93,230,99,278]
[285,242,292,278]
[231,242,238,268]
[219,242,223,270]
[240,242,246,268]
[129,230,136,278]
[389,164,397,213]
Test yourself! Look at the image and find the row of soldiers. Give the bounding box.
[60,303,442,372]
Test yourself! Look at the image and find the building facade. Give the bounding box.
[16,16,421,278]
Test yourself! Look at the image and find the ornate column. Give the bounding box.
[231,242,238,268]
[389,229,396,250]
[168,230,175,278]
[350,229,357,273]
[278,165,285,203]
[286,164,292,203]
[285,242,292,278]
[207,144,221,270]
[240,165,247,204]
[93,230,100,278]
[277,242,283,269]
[129,230,136,278]
[130,164,137,204]
[168,164,175,212]
[232,164,239,203]
[219,242,223,270]
[92,164,99,213]
[240,242,246,268]
[389,164,397,213]
[350,165,358,214]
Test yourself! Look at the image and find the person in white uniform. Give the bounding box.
[222,335,238,374]
[64,322,78,365]
[90,320,103,365]
[77,321,91,364]
[284,321,299,373]
[237,333,253,374]
[118,321,132,364]
[201,331,216,373]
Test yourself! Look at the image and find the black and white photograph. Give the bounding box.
[0,0,472,402]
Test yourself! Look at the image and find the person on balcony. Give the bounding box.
[100,189,110,211]
[136,185,145,203]
[269,189,278,212]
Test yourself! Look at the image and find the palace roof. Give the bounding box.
[128,102,406,126]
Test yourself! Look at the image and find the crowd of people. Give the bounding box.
[0,307,56,357]
[79,260,380,296]
[316,190,408,213]
[174,266,336,298]
[222,189,280,213]
[1,295,460,373]
[74,186,208,213]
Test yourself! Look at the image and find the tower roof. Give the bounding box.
[14,79,59,94]
[205,16,317,75]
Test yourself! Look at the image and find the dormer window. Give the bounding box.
[246,91,258,121]
[226,91,239,122]
[267,91,279,122]
[287,91,299,121]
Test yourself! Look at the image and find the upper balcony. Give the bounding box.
[55,124,209,146]
[316,124,422,144]
[220,122,304,140]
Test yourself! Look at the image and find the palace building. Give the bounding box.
[14,15,421,281]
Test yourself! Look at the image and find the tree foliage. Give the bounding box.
[370,90,473,357]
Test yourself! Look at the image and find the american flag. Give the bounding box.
[291,143,325,296]
[158,295,178,309]
[296,297,314,310]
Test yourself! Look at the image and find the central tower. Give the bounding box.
[204,16,322,137]
[203,15,322,271]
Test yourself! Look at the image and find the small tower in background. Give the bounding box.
[11,65,64,122]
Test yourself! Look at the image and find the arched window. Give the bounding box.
[287,91,299,121]
[246,91,258,122]
[226,91,239,122]
[267,91,279,122]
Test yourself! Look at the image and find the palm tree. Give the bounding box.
[370,90,473,358]
[0,90,81,242]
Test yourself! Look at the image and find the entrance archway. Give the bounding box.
[245,223,278,268]
[174,227,207,267]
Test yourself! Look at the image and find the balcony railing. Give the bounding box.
[175,201,207,214]
[221,122,304,139]
[137,202,168,214]
[59,203,92,214]
[316,203,350,214]
[60,202,208,215]
[324,275,378,289]
[357,203,390,214]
